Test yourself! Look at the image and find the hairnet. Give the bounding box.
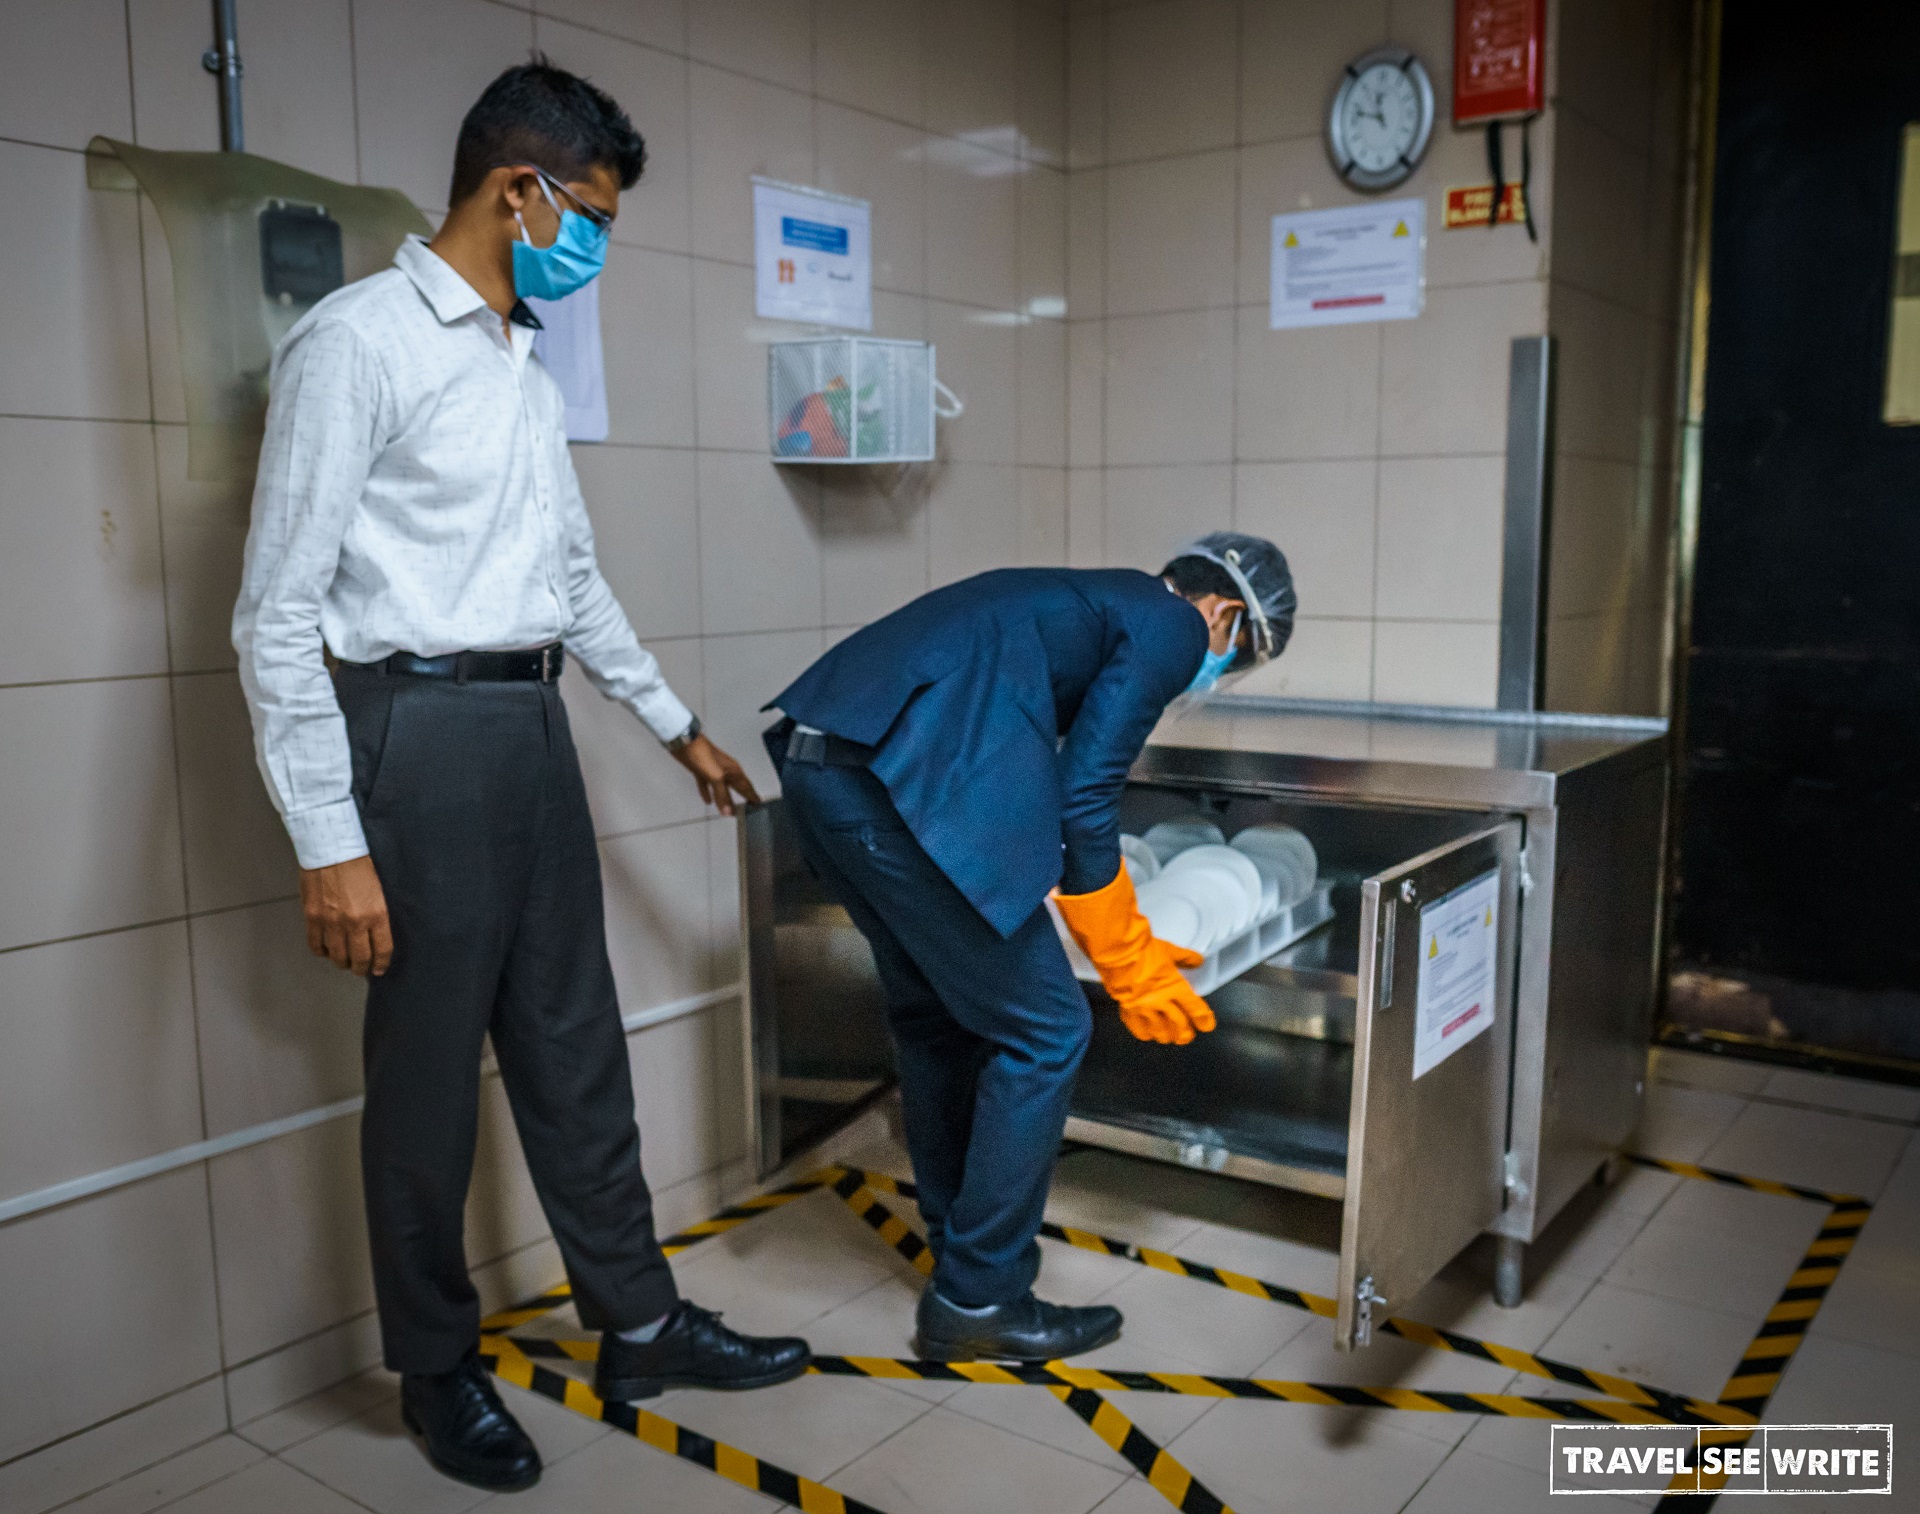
[1172,531,1296,672]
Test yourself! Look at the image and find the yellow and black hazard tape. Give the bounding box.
[828,1166,1734,1423]
[478,1174,838,1333]
[1627,1153,1872,1420]
[1625,1151,1867,1207]
[809,1355,1745,1424]
[480,1334,1235,1513]
[1719,1197,1869,1415]
[1052,1385,1234,1514]
[475,1142,1867,1514]
[489,1333,1754,1427]
[829,1167,935,1276]
[1629,1155,1876,1512]
[659,1175,846,1254]
[478,1341,891,1514]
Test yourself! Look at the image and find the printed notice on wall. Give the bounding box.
[1412,869,1499,1079]
[754,178,872,330]
[526,280,609,442]
[1270,198,1425,329]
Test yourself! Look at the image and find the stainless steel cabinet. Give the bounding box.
[740,702,1667,1348]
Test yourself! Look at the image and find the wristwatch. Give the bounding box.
[666,714,702,754]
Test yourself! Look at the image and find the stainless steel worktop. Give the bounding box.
[1136,697,1667,810]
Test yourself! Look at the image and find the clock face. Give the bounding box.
[1328,50,1434,191]
[1342,64,1421,173]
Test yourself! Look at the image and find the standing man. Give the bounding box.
[766,536,1296,1362]
[234,61,808,1495]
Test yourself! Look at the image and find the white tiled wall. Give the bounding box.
[0,0,1064,1492]
[1067,0,1684,715]
[1065,0,1554,707]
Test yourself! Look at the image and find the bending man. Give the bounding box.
[766,535,1296,1362]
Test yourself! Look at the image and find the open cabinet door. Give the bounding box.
[741,800,898,1175]
[1335,820,1523,1349]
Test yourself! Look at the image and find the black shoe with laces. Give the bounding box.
[913,1287,1123,1363]
[593,1301,811,1402]
[400,1353,542,1492]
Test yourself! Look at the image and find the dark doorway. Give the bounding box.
[1673,1,1920,1063]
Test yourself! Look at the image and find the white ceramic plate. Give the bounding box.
[1231,846,1301,911]
[1141,816,1225,864]
[1161,845,1264,932]
[1136,883,1205,952]
[1231,825,1319,908]
[1151,866,1247,953]
[1119,833,1161,884]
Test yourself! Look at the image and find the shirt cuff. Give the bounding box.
[630,686,697,745]
[284,798,370,871]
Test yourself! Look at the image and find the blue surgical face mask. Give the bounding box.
[512,174,609,301]
[1184,612,1242,697]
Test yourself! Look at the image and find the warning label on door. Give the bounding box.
[1412,869,1499,1079]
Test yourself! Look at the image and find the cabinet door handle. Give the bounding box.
[1379,899,1397,1009]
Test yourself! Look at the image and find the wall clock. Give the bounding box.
[1327,47,1435,192]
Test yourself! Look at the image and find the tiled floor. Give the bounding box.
[50,1049,1920,1514]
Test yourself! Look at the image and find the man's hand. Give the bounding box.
[672,734,761,816]
[299,854,394,977]
[1051,866,1217,1046]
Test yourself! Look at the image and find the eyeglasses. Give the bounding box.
[493,162,614,232]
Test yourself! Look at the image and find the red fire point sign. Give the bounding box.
[1443,183,1528,228]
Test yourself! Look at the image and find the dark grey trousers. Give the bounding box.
[338,666,679,1373]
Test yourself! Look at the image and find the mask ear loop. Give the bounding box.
[1213,549,1272,667]
[513,171,566,250]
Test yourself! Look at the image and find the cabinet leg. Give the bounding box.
[1493,1235,1525,1309]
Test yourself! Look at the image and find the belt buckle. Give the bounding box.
[540,645,556,683]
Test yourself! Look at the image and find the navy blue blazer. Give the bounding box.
[769,568,1209,937]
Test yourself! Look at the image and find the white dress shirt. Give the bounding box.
[233,236,694,870]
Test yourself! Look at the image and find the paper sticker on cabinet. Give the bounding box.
[1413,869,1498,1078]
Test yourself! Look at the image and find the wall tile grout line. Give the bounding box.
[0,986,742,1232]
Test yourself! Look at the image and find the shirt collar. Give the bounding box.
[394,234,490,325]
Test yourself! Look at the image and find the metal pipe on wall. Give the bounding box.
[203,0,243,151]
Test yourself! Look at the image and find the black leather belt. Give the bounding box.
[345,644,565,683]
[783,726,875,767]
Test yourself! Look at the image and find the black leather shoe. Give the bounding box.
[400,1354,541,1492]
[913,1288,1122,1363]
[594,1302,811,1401]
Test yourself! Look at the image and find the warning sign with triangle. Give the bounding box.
[1428,936,1439,959]
[1269,200,1425,330]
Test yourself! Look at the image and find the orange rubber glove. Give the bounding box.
[1053,865,1218,1046]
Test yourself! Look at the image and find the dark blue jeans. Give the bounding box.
[780,759,1091,1307]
